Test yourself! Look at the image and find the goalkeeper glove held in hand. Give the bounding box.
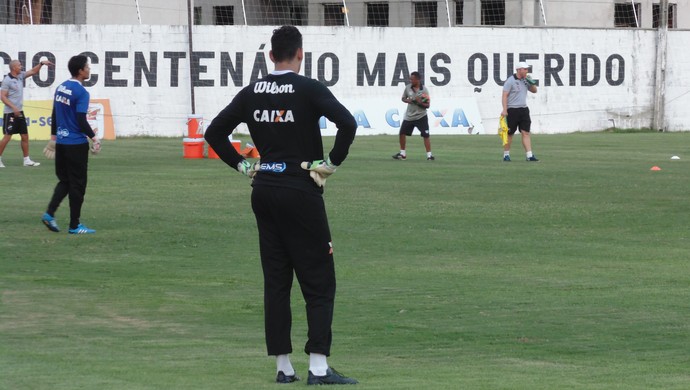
[90,139,101,155]
[237,160,259,179]
[43,140,56,159]
[300,157,338,187]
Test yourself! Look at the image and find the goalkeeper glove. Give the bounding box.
[43,140,56,159]
[300,157,338,188]
[525,74,537,86]
[237,160,259,179]
[90,138,101,155]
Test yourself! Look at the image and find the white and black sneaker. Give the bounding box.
[23,159,40,167]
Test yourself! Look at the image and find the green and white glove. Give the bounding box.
[43,140,56,159]
[525,74,538,86]
[300,157,338,187]
[237,160,259,178]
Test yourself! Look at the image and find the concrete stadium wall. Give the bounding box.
[2,25,688,137]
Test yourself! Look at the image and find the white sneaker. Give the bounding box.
[0,160,5,168]
[23,159,40,167]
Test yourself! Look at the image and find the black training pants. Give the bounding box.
[251,185,336,357]
[48,143,89,229]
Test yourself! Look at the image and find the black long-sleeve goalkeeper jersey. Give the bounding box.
[205,71,357,193]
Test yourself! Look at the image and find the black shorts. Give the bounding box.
[506,107,531,135]
[3,112,28,135]
[400,115,430,138]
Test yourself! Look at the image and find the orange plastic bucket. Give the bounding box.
[187,114,203,138]
[183,138,204,159]
[208,140,241,159]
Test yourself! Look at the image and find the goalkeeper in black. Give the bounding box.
[204,26,358,385]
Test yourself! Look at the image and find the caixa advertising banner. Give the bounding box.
[317,98,484,136]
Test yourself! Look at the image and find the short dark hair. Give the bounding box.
[271,26,302,62]
[68,55,88,77]
[410,71,421,79]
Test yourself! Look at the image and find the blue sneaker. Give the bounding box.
[41,213,60,232]
[503,155,511,162]
[68,224,96,234]
[526,156,540,162]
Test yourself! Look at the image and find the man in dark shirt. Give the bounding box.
[205,26,358,385]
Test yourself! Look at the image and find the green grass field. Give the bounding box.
[1,133,689,389]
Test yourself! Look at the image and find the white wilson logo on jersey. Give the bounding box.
[57,84,73,95]
[254,110,295,123]
[254,81,294,94]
